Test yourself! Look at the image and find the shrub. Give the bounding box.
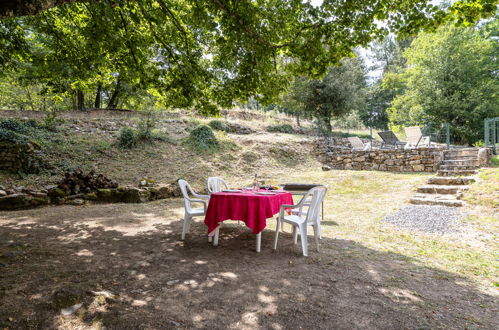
[0,119,27,133]
[136,110,159,142]
[118,127,138,149]
[187,125,219,150]
[267,124,294,134]
[0,128,29,144]
[43,111,64,131]
[208,119,228,131]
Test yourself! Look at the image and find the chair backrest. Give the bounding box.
[378,131,400,145]
[405,126,423,146]
[207,177,228,194]
[304,186,327,225]
[347,137,365,150]
[178,179,194,212]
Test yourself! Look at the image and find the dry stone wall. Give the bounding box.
[321,146,445,172]
[0,139,42,173]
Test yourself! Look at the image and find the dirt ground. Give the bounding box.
[1,199,497,329]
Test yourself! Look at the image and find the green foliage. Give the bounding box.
[208,120,228,131]
[267,124,295,134]
[0,1,494,113]
[43,110,64,131]
[387,23,498,145]
[0,127,29,144]
[118,127,137,149]
[303,57,367,134]
[187,125,219,151]
[136,110,159,142]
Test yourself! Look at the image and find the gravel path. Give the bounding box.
[383,205,465,234]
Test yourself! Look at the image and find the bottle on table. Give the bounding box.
[252,174,260,192]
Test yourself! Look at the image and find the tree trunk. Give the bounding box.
[94,84,102,108]
[296,114,301,127]
[107,80,121,109]
[324,116,332,135]
[77,90,85,111]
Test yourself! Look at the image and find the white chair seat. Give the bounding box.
[282,214,307,225]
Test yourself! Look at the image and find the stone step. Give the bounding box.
[441,159,479,166]
[444,148,479,157]
[409,193,464,207]
[437,169,478,177]
[439,164,479,171]
[427,176,476,185]
[417,185,469,194]
[444,155,478,161]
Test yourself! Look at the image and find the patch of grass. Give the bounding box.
[208,119,228,131]
[464,168,499,208]
[490,155,499,167]
[267,124,294,134]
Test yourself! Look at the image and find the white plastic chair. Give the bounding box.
[273,186,327,256]
[290,196,322,239]
[207,177,229,194]
[178,179,209,240]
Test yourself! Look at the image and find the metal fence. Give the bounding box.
[484,117,499,154]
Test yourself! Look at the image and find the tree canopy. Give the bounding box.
[0,0,496,113]
[388,20,499,145]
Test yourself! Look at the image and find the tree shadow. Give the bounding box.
[0,203,497,329]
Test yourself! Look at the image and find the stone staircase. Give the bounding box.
[410,148,479,207]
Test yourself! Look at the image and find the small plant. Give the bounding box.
[208,119,228,131]
[136,109,159,142]
[187,125,219,151]
[267,124,294,134]
[118,127,138,149]
[43,110,64,131]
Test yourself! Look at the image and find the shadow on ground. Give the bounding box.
[0,201,497,329]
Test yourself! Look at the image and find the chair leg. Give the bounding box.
[181,214,191,240]
[299,223,308,257]
[213,226,220,246]
[273,220,281,250]
[292,226,298,244]
[318,221,323,240]
[313,224,320,252]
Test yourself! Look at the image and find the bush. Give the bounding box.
[0,119,27,133]
[187,125,219,150]
[267,124,294,134]
[43,111,64,131]
[118,127,138,149]
[0,128,29,144]
[136,110,159,142]
[208,119,228,131]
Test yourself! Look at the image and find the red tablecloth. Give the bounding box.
[204,190,294,234]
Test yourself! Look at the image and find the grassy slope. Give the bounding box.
[0,110,497,291]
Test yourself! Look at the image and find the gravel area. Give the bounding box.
[383,205,465,234]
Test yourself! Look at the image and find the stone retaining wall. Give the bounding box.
[321,147,445,172]
[0,139,42,173]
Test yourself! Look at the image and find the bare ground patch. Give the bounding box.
[0,200,497,329]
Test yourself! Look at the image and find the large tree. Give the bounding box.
[388,20,498,145]
[302,57,367,133]
[0,0,496,113]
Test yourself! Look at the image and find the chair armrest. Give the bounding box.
[193,193,209,199]
[188,199,207,212]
